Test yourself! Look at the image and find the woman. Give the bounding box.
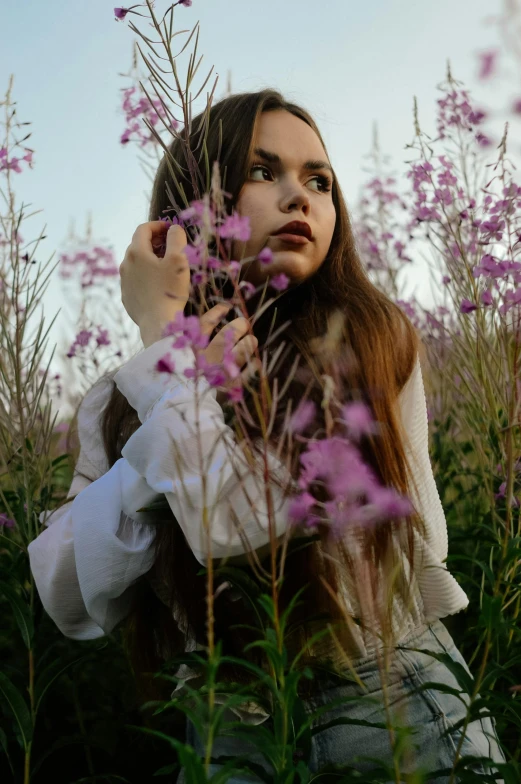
[28,89,506,781]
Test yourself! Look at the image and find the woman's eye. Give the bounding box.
[249,164,332,193]
[249,164,272,182]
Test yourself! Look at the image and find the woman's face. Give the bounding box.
[232,109,337,287]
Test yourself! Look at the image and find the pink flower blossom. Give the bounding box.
[477,50,498,81]
[239,281,256,299]
[258,247,273,265]
[270,273,290,291]
[0,513,15,529]
[114,7,129,21]
[460,299,477,314]
[75,329,92,347]
[218,213,251,242]
[288,492,317,525]
[163,312,209,350]
[96,328,111,347]
[341,401,379,441]
[227,260,242,279]
[155,353,176,374]
[288,400,316,434]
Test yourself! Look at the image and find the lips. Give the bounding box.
[273,221,312,240]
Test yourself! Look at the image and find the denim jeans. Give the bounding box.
[177,619,507,783]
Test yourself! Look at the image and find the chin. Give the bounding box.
[256,252,318,286]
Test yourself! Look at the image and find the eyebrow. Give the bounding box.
[253,147,334,178]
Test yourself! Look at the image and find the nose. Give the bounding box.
[282,180,311,214]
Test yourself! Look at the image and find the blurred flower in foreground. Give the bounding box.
[0,513,15,529]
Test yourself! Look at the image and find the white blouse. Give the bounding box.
[28,337,469,646]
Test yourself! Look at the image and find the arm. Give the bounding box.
[396,353,449,562]
[27,378,160,639]
[28,339,292,638]
[113,336,294,566]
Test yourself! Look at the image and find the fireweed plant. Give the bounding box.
[0,76,102,783]
[92,3,518,782]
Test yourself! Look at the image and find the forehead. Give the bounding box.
[254,110,328,162]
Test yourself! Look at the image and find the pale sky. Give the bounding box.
[0,0,509,383]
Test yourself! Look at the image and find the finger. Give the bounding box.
[214,317,251,346]
[165,223,188,257]
[131,221,169,257]
[199,303,233,337]
[232,334,258,367]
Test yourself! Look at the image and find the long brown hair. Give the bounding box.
[72,89,426,703]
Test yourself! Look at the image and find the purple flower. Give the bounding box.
[218,213,251,242]
[341,401,378,441]
[257,247,273,265]
[162,312,208,350]
[460,298,478,314]
[238,280,256,299]
[96,328,111,347]
[363,486,413,522]
[204,364,227,387]
[270,273,290,292]
[288,492,316,525]
[227,384,244,403]
[155,353,175,374]
[477,50,498,80]
[0,513,15,529]
[288,400,316,434]
[227,260,241,279]
[495,482,520,508]
[481,290,493,307]
[114,7,129,21]
[298,438,377,500]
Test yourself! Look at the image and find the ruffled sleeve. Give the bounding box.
[113,337,293,565]
[28,374,158,639]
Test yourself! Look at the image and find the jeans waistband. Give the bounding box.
[310,619,455,695]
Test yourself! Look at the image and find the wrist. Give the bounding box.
[139,316,174,349]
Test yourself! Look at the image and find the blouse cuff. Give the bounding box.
[113,337,198,423]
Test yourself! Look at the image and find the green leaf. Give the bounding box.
[480,593,504,633]
[310,715,395,738]
[410,681,467,705]
[0,726,13,775]
[51,454,72,467]
[0,580,34,648]
[396,647,474,694]
[135,498,171,513]
[0,671,33,749]
[127,726,207,783]
[34,651,93,714]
